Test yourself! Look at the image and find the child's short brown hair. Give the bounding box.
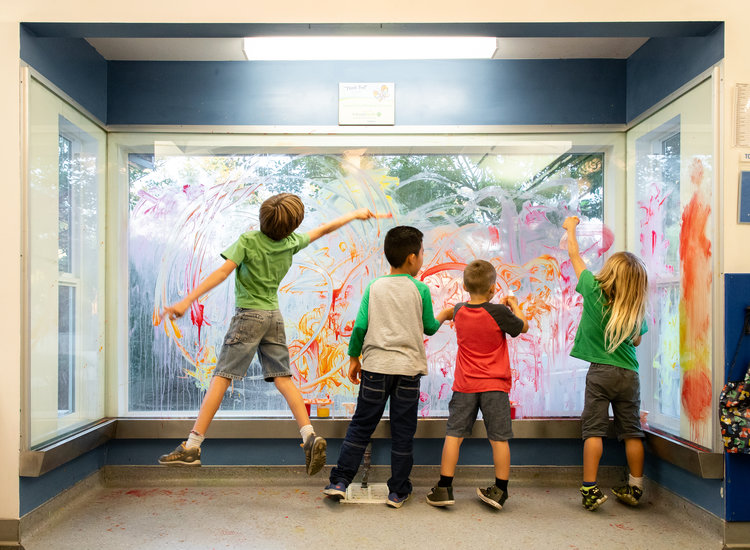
[259,193,305,241]
[463,259,497,295]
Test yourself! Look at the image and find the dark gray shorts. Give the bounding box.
[446,391,513,441]
[581,363,644,441]
[213,308,291,382]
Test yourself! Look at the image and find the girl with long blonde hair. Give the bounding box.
[563,216,649,512]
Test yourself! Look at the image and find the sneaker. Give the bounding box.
[386,492,411,508]
[476,485,508,510]
[302,435,327,475]
[323,481,347,500]
[426,484,455,507]
[580,485,608,511]
[158,442,201,466]
[612,484,643,506]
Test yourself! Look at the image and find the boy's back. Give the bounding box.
[453,302,525,393]
[222,230,310,310]
[354,274,441,376]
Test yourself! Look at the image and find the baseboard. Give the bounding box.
[724,521,750,550]
[0,519,19,546]
[100,464,627,488]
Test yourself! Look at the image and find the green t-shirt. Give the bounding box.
[570,269,647,372]
[221,230,310,310]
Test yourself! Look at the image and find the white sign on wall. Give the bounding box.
[338,82,395,125]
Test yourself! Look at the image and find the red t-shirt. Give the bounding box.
[452,302,525,394]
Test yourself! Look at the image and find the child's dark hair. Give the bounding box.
[463,259,497,295]
[384,226,423,268]
[259,193,305,241]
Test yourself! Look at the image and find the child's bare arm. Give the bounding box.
[162,259,237,320]
[503,296,529,333]
[307,208,374,243]
[436,306,454,324]
[563,216,587,278]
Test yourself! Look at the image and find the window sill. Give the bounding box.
[20,419,116,477]
[19,418,724,479]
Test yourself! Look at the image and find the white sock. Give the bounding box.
[186,431,204,449]
[629,474,643,489]
[300,424,315,444]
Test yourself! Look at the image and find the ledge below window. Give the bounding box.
[19,418,724,479]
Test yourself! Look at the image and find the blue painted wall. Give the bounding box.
[19,447,107,516]
[20,25,108,123]
[723,274,750,522]
[625,24,723,122]
[107,59,625,126]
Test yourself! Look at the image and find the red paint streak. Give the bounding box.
[679,159,713,429]
[190,303,209,342]
[488,225,500,245]
[681,369,712,422]
[420,262,467,280]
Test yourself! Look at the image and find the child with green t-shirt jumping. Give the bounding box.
[158,193,374,475]
[563,216,649,511]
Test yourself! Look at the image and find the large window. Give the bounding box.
[630,77,717,449]
[120,135,619,418]
[27,79,106,447]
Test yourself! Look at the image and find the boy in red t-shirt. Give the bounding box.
[426,259,528,509]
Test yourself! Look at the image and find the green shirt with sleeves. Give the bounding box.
[221,230,310,310]
[570,269,648,372]
[348,274,441,376]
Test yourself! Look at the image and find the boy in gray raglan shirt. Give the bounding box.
[323,226,453,508]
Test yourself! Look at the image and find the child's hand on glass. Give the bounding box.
[562,216,580,231]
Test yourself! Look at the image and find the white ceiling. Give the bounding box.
[86,37,649,61]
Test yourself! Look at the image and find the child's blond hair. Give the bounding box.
[595,252,648,353]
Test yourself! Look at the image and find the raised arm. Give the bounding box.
[307,208,374,243]
[162,259,237,320]
[563,216,587,278]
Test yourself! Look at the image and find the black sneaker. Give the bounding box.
[302,435,327,475]
[476,485,508,510]
[426,484,455,507]
[158,442,201,466]
[612,484,643,506]
[580,485,608,511]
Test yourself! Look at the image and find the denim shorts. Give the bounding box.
[213,308,291,382]
[446,391,513,441]
[581,363,644,441]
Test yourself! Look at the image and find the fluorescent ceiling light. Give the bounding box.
[243,36,497,60]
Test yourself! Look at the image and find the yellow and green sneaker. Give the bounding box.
[612,484,643,506]
[580,485,607,511]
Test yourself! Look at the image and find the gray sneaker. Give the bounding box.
[477,485,508,510]
[426,484,455,507]
[303,435,327,475]
[158,442,201,466]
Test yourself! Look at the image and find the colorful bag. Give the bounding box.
[719,366,750,453]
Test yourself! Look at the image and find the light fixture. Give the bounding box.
[242,36,497,61]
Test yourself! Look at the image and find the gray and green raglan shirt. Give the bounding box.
[347,274,442,376]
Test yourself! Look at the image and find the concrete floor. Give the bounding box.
[21,468,722,550]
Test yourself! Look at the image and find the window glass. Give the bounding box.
[125,141,613,418]
[630,78,715,448]
[28,79,106,447]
